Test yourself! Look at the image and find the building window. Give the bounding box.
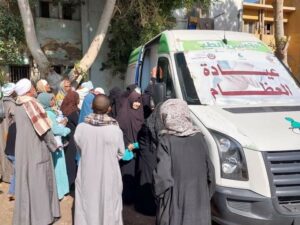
[62,4,73,20]
[265,23,273,35]
[40,1,50,18]
[249,22,255,34]
[243,23,249,33]
[52,65,62,74]
[243,22,257,34]
[10,65,30,83]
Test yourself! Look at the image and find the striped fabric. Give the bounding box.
[16,96,51,136]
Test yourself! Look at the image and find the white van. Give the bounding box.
[125,30,300,225]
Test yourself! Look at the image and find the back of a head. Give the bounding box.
[92,94,110,114]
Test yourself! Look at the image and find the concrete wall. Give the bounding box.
[81,0,124,93]
[36,17,82,66]
[210,0,243,31]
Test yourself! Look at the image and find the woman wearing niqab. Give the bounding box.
[116,84,144,204]
[153,99,215,225]
[135,102,164,215]
[108,87,122,119]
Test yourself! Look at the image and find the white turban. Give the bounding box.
[81,81,94,91]
[40,79,48,86]
[94,87,105,95]
[15,78,32,96]
[2,83,16,97]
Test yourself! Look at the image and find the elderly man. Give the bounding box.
[13,78,60,225]
[74,95,124,225]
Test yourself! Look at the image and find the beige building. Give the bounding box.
[242,0,300,80]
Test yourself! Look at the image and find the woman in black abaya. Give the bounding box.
[116,84,144,204]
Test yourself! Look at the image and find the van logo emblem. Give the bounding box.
[285,117,300,134]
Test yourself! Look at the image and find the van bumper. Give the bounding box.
[212,186,300,225]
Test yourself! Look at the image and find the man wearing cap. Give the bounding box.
[0,83,15,184]
[13,78,60,225]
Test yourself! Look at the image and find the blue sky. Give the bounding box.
[244,0,259,2]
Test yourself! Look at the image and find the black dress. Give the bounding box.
[64,110,79,187]
[5,122,16,156]
[154,133,215,225]
[136,103,164,215]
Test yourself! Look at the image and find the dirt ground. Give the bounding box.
[0,182,73,225]
[0,182,155,225]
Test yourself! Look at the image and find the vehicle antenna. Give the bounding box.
[222,30,228,45]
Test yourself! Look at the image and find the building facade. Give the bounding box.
[34,0,123,91]
[242,0,300,80]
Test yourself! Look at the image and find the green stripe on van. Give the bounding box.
[158,33,170,54]
[128,46,142,64]
[182,40,271,53]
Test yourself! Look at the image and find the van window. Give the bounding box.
[140,49,151,92]
[175,53,200,104]
[157,57,175,99]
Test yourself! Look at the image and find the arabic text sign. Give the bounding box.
[185,50,300,106]
[182,40,272,53]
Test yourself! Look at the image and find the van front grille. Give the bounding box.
[265,151,300,204]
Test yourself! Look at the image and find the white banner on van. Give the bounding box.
[184,49,300,106]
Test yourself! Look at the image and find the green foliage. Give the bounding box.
[0,1,26,65]
[0,39,24,65]
[0,69,6,86]
[107,0,212,74]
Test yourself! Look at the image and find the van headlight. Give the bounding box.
[211,130,248,181]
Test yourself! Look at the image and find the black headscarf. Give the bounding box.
[146,102,164,145]
[116,84,144,146]
[108,87,122,118]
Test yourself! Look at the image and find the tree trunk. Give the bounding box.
[273,0,288,66]
[17,0,50,78]
[70,0,116,86]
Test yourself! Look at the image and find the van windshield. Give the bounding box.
[175,48,300,106]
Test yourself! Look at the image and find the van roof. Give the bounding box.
[128,30,270,63]
[162,30,259,42]
[159,30,270,53]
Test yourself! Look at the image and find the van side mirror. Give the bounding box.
[153,82,166,105]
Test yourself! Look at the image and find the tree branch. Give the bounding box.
[17,0,50,77]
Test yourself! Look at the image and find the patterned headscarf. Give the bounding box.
[16,96,51,136]
[85,113,119,127]
[160,99,200,137]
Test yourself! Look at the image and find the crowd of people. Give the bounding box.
[0,73,215,225]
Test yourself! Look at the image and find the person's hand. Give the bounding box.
[59,118,68,126]
[128,143,134,151]
[151,67,157,78]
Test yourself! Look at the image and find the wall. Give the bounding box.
[36,17,82,67]
[210,0,243,31]
[81,0,124,93]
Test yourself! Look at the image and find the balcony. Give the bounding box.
[243,2,296,12]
